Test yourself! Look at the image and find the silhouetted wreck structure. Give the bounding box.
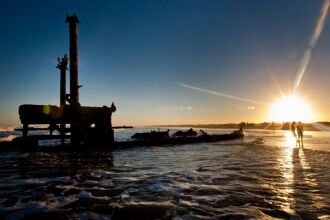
[17,14,117,146]
[0,14,244,151]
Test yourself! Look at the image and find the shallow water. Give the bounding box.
[0,129,330,219]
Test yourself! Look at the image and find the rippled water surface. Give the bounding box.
[0,129,330,219]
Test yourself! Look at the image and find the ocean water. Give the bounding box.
[0,128,330,219]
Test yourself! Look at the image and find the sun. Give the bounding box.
[268,95,314,122]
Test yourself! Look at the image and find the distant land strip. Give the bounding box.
[155,122,330,131]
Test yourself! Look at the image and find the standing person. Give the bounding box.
[297,121,304,148]
[291,121,297,147]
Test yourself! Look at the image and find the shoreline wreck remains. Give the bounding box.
[2,14,243,151]
[18,14,117,146]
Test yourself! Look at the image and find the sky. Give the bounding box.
[1,0,330,127]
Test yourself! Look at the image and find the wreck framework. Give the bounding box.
[6,14,244,150]
[17,14,117,146]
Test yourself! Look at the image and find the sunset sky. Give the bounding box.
[1,0,330,127]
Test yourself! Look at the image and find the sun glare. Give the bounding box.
[268,95,314,122]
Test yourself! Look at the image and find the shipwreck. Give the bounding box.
[0,14,243,151]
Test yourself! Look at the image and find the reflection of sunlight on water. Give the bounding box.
[284,131,297,148]
[298,149,310,170]
[298,149,327,209]
[277,131,295,213]
[279,131,327,214]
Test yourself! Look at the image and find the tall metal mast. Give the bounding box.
[66,14,81,145]
[66,14,80,106]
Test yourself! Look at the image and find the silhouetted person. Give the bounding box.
[291,121,297,147]
[297,121,304,148]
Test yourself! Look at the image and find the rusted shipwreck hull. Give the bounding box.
[116,132,244,148]
[0,131,243,152]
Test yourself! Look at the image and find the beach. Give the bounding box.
[0,128,329,219]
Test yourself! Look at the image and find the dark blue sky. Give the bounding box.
[1,0,329,126]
